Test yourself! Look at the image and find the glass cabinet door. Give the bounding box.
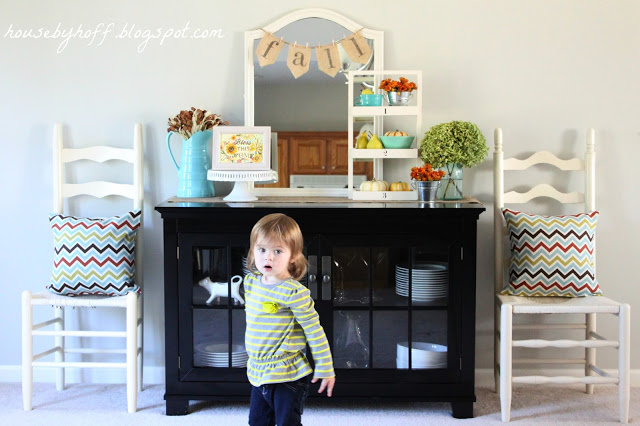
[178,234,249,380]
[313,235,461,379]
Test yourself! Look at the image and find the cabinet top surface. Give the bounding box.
[156,196,485,213]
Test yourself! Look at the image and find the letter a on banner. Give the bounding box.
[315,44,341,77]
[287,44,311,79]
[340,31,372,64]
[255,32,284,67]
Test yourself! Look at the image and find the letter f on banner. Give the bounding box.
[256,32,284,67]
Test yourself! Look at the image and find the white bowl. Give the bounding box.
[396,358,447,369]
[397,342,447,363]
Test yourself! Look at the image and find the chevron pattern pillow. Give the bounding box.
[501,209,601,297]
[48,211,141,296]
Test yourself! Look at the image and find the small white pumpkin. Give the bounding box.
[360,179,389,191]
[384,129,409,137]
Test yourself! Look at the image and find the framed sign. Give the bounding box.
[212,126,271,171]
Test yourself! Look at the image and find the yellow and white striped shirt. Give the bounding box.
[244,273,335,387]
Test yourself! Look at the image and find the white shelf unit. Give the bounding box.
[347,70,422,200]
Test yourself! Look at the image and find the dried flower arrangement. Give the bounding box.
[379,77,418,92]
[410,163,446,181]
[167,107,228,140]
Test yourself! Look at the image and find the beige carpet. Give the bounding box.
[1,383,637,425]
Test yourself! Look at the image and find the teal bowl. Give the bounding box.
[380,136,414,149]
[355,94,383,106]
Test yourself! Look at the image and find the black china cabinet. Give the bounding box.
[155,198,484,417]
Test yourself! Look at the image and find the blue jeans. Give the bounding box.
[249,376,310,426]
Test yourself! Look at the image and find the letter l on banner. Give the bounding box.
[340,31,372,64]
[315,44,341,77]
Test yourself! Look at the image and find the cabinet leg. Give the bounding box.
[166,398,189,416]
[451,401,473,419]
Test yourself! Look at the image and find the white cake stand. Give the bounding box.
[207,170,278,202]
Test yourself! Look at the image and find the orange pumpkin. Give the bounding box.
[384,129,409,137]
[390,181,411,191]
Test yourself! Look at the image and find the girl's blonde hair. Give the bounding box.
[246,213,308,281]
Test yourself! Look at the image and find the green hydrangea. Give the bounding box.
[420,121,488,168]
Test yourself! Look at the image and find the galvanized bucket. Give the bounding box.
[412,180,440,202]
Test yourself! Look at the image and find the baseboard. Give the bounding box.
[0,365,164,385]
[2,365,638,387]
[476,368,640,388]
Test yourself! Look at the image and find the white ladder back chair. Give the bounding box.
[22,123,144,413]
[493,128,630,423]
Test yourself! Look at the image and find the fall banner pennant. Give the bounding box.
[339,31,371,64]
[287,44,311,79]
[315,43,341,77]
[255,32,285,67]
[255,29,370,78]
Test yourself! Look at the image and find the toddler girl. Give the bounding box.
[244,213,335,426]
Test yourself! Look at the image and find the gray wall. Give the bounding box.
[1,0,638,384]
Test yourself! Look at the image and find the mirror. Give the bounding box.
[245,8,383,195]
[254,20,373,131]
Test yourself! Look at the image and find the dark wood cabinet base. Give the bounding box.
[165,398,190,416]
[156,198,484,418]
[452,401,474,418]
[166,396,476,417]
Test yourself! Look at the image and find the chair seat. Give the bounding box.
[497,294,621,314]
[30,291,138,308]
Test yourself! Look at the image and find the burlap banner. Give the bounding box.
[255,30,371,78]
[339,31,371,64]
[315,43,341,77]
[287,44,311,79]
[255,33,285,67]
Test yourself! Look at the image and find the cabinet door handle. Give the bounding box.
[308,255,317,299]
[321,256,332,301]
[322,166,326,170]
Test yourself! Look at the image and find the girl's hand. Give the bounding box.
[311,376,336,397]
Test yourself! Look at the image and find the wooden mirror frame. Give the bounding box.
[245,8,384,197]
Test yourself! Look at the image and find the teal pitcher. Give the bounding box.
[167,130,215,198]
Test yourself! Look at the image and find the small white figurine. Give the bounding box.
[198,274,245,305]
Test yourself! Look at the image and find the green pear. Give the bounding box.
[366,134,383,149]
[355,133,369,149]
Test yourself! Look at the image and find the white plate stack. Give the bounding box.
[395,262,448,302]
[194,343,248,367]
[396,341,447,369]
